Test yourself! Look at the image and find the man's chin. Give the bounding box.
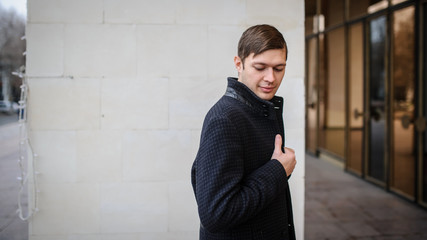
[257,93,275,101]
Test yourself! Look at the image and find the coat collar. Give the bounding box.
[224,77,283,119]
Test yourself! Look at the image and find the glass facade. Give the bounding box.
[349,0,378,19]
[348,23,364,175]
[392,0,410,4]
[321,0,344,27]
[391,6,415,197]
[320,28,346,158]
[305,0,317,35]
[306,38,318,153]
[305,0,427,208]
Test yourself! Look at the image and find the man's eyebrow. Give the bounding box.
[252,62,287,66]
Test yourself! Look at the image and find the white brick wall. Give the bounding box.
[101,78,169,129]
[65,25,137,78]
[26,0,305,239]
[26,24,64,76]
[28,0,103,23]
[28,78,101,130]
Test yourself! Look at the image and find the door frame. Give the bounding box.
[419,0,427,208]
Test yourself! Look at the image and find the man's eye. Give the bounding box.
[274,68,284,72]
[254,67,265,71]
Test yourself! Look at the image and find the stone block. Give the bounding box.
[76,131,122,182]
[122,130,192,181]
[283,128,305,171]
[282,28,305,78]
[26,24,64,77]
[28,0,103,23]
[28,77,101,130]
[290,172,305,240]
[30,131,76,184]
[246,0,303,28]
[191,129,202,156]
[64,24,137,78]
[100,182,168,233]
[31,183,100,235]
[176,0,245,25]
[278,77,305,130]
[104,0,176,24]
[137,25,208,78]
[169,76,224,130]
[207,25,243,79]
[168,181,199,232]
[100,77,168,130]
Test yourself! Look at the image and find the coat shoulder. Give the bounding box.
[205,96,247,123]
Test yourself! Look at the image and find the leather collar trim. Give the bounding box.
[224,78,283,119]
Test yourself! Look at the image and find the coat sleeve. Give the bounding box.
[193,114,288,233]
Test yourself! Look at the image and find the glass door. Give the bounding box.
[367,15,387,184]
[306,38,318,154]
[390,5,416,199]
[319,27,346,159]
[347,22,365,175]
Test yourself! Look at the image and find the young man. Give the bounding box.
[191,24,297,240]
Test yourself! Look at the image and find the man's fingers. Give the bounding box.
[284,147,295,153]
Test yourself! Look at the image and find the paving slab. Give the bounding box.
[0,117,28,240]
[305,154,427,240]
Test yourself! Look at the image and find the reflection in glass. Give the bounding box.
[321,0,344,27]
[320,28,345,158]
[350,0,375,19]
[307,38,318,153]
[391,0,408,5]
[368,0,389,13]
[348,23,364,174]
[369,16,387,182]
[305,0,317,35]
[318,34,326,154]
[391,6,415,198]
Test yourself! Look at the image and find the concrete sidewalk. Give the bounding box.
[305,154,427,240]
[0,117,28,240]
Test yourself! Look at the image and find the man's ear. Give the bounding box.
[234,56,243,73]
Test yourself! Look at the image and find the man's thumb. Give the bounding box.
[274,134,282,151]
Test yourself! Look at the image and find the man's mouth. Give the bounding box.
[260,86,274,93]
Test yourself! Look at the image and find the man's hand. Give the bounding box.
[271,134,296,177]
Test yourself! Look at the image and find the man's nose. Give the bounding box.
[264,68,275,82]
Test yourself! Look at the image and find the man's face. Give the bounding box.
[234,48,287,101]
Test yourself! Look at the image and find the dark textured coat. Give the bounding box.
[191,78,296,240]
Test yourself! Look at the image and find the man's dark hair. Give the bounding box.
[238,24,288,64]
